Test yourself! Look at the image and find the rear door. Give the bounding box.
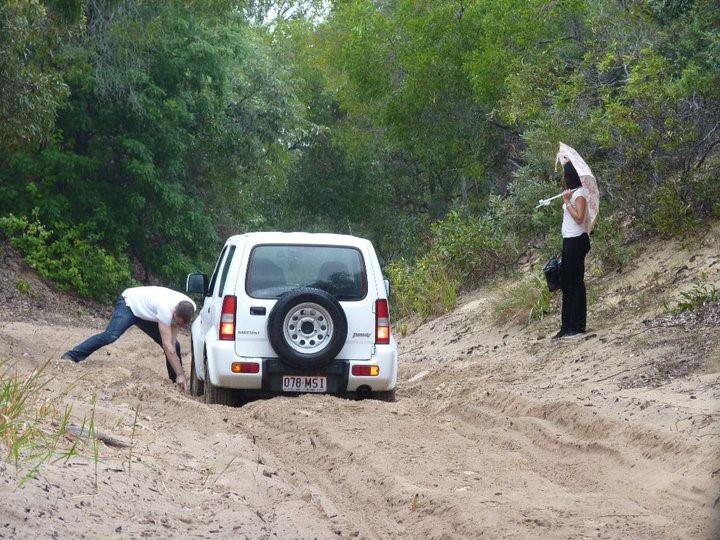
[234,243,376,360]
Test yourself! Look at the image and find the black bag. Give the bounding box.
[543,256,562,292]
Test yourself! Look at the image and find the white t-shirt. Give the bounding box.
[561,187,589,238]
[122,286,196,325]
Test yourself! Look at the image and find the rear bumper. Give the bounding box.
[205,339,397,393]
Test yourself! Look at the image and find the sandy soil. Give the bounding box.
[0,230,718,539]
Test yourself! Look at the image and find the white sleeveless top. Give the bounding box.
[561,187,589,238]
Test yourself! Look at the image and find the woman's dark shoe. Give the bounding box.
[552,330,566,339]
[61,353,81,363]
[561,331,582,340]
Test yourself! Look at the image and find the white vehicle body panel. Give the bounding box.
[190,232,397,394]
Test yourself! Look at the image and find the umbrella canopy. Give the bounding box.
[555,142,599,233]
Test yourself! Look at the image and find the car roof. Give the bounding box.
[226,232,372,248]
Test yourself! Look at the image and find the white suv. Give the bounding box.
[185,232,398,405]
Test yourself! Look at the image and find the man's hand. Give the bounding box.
[176,374,188,392]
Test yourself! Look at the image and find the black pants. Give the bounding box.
[561,233,590,333]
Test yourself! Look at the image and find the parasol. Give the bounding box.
[554,142,599,233]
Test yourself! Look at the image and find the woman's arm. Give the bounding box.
[562,190,587,224]
[569,196,587,224]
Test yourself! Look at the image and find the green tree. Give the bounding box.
[0,1,81,152]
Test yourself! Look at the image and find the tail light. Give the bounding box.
[375,299,390,345]
[352,365,380,376]
[219,295,237,340]
[231,362,259,374]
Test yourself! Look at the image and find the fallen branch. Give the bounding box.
[61,422,131,449]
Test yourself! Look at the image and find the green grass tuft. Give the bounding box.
[664,283,719,314]
[14,279,31,294]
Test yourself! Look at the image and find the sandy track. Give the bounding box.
[1,310,718,539]
[1,228,719,539]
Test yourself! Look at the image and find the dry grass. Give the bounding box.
[0,359,98,483]
[491,276,553,326]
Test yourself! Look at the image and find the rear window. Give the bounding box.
[246,245,367,301]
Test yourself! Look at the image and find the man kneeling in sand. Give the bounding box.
[62,286,196,392]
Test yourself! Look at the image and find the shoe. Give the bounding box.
[61,353,80,363]
[561,331,582,340]
[552,330,566,339]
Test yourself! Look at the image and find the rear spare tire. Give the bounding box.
[267,287,348,371]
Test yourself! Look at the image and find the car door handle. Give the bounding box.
[250,306,266,316]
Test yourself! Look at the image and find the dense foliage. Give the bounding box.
[1,1,718,309]
[1,0,302,297]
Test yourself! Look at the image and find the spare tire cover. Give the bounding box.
[267,287,348,371]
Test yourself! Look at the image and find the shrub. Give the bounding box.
[491,275,552,326]
[386,257,458,320]
[385,209,521,320]
[431,211,517,285]
[590,217,632,274]
[489,177,561,242]
[647,180,699,237]
[0,213,134,303]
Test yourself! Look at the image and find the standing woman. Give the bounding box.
[556,160,590,339]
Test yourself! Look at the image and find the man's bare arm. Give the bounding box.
[158,322,186,389]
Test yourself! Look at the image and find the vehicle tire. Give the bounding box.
[267,287,348,371]
[189,338,204,397]
[203,350,236,406]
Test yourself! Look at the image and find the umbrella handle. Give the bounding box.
[535,188,578,209]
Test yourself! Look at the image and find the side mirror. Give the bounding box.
[383,278,391,297]
[186,273,208,295]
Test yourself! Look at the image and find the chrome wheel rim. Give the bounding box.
[283,302,333,354]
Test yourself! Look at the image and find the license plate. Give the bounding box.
[282,376,327,393]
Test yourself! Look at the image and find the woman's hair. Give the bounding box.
[563,161,581,189]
